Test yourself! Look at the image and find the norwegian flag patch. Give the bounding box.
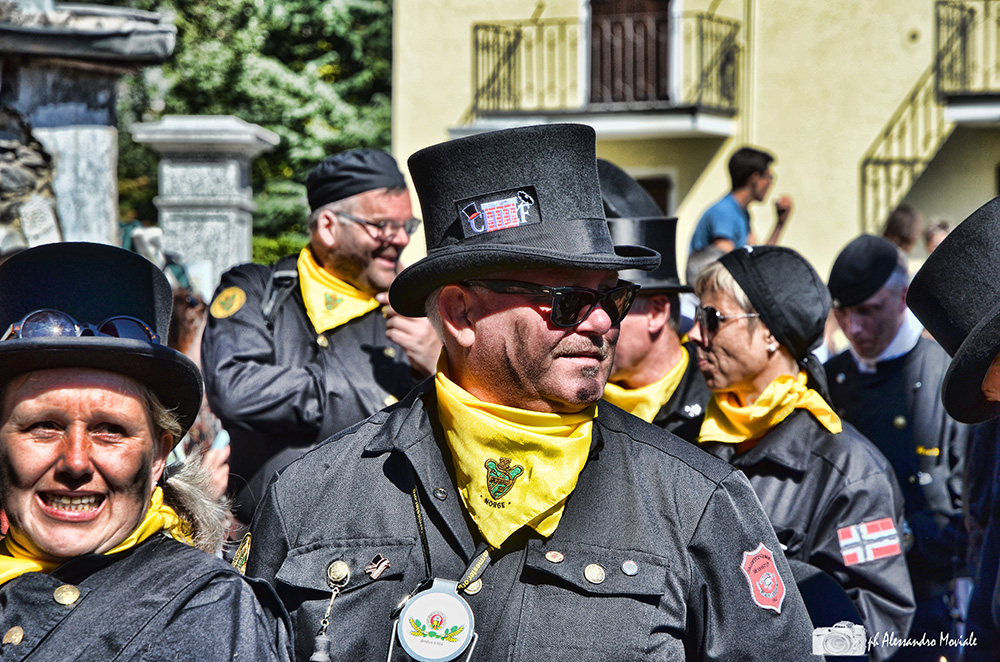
[837,517,902,566]
[454,186,541,237]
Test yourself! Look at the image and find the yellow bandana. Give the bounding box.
[0,486,192,586]
[435,370,595,548]
[297,247,380,334]
[698,372,841,444]
[603,346,690,423]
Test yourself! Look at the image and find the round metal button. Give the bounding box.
[464,578,483,595]
[383,347,397,358]
[53,584,80,605]
[893,415,907,429]
[835,373,846,384]
[621,560,639,576]
[544,550,565,564]
[584,563,606,585]
[327,560,350,586]
[433,486,448,501]
[3,626,23,645]
[316,334,329,348]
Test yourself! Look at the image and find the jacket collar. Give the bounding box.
[721,409,818,473]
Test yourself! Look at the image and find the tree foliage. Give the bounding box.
[111,0,392,249]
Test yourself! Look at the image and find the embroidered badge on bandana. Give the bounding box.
[485,457,523,501]
[740,543,786,613]
[455,186,541,238]
[837,517,902,566]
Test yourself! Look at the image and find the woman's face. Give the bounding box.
[688,288,774,404]
[0,368,169,562]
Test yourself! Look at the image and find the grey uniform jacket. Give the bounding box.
[0,534,292,661]
[702,410,915,661]
[247,381,818,661]
[201,255,417,521]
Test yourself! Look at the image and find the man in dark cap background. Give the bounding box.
[245,124,816,661]
[201,149,440,527]
[825,234,968,660]
[598,159,709,442]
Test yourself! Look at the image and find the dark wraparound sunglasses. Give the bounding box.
[461,279,640,328]
[694,305,760,336]
[2,309,160,344]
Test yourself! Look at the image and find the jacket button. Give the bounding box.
[327,560,350,586]
[835,373,846,384]
[621,560,639,576]
[584,563,606,584]
[544,550,564,564]
[316,334,329,348]
[383,347,397,358]
[893,416,907,429]
[433,487,448,501]
[464,578,483,595]
[53,584,80,605]
[3,626,23,645]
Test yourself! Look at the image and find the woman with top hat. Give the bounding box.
[0,242,291,660]
[688,245,915,661]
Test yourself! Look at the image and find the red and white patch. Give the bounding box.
[837,518,902,566]
[740,543,786,614]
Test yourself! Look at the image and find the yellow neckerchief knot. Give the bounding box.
[603,346,690,423]
[0,486,192,586]
[297,247,379,334]
[435,368,595,548]
[698,371,841,444]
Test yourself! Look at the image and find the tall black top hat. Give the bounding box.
[389,124,660,317]
[598,159,691,293]
[908,197,1000,423]
[0,242,203,440]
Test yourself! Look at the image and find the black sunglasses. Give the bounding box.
[461,279,640,328]
[2,309,160,344]
[694,305,760,336]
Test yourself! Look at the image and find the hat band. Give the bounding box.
[439,217,616,255]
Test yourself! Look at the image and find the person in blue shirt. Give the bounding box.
[686,146,792,284]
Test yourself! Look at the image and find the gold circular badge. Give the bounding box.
[53,584,80,605]
[3,626,23,645]
[210,286,247,319]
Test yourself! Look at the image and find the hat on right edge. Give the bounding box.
[907,196,1000,424]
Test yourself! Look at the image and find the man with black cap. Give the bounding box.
[201,149,440,526]
[245,124,816,661]
[907,196,1000,661]
[825,235,968,659]
[598,159,709,442]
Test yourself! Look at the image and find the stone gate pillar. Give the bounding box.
[130,115,278,293]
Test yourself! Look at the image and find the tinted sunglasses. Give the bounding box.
[461,279,640,328]
[694,305,760,336]
[2,309,160,344]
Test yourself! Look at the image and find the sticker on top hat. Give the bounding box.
[396,578,475,661]
[455,186,541,238]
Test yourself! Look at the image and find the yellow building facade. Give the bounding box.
[394,0,1000,277]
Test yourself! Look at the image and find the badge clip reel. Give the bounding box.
[387,578,477,662]
[309,560,351,662]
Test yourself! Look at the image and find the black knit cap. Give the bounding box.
[305,148,407,211]
[389,124,660,316]
[0,242,203,443]
[908,196,1000,423]
[720,246,831,395]
[598,159,691,293]
[828,234,901,308]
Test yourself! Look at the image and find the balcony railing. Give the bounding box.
[467,12,740,120]
[936,0,1000,97]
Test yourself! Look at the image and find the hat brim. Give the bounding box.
[942,300,1000,424]
[390,243,660,317]
[0,337,203,442]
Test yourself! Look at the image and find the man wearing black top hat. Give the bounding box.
[825,235,968,659]
[201,149,440,525]
[597,159,709,443]
[245,124,815,661]
[907,196,1000,661]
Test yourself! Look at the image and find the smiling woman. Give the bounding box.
[0,243,291,661]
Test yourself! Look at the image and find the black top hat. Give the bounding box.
[828,234,901,308]
[598,159,690,293]
[907,197,1000,423]
[0,242,203,441]
[389,124,660,316]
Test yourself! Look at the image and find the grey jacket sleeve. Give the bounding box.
[686,470,818,661]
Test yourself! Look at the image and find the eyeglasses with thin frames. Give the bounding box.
[694,305,760,337]
[336,211,421,241]
[461,279,640,328]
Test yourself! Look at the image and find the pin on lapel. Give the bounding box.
[366,554,391,580]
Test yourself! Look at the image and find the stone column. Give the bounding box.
[130,115,278,294]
